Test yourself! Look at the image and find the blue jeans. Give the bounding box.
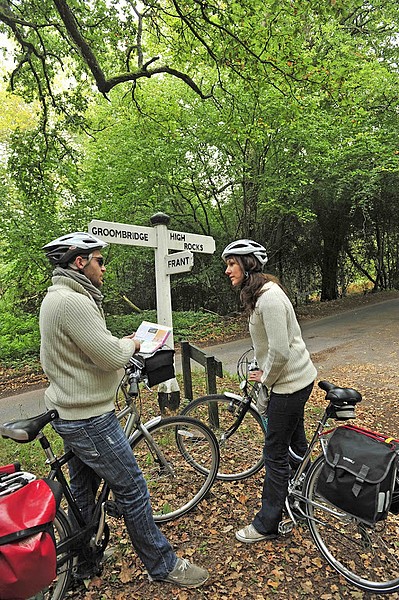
[52,411,176,579]
[253,383,313,535]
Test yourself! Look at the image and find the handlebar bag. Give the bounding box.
[144,349,175,387]
[317,425,399,525]
[0,478,62,599]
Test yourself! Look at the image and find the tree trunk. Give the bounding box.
[320,243,339,301]
[314,192,352,302]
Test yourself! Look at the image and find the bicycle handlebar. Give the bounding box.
[125,355,144,397]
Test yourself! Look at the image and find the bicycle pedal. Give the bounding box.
[73,556,104,582]
[105,500,122,518]
[278,519,294,535]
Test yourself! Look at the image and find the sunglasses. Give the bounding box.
[82,254,105,268]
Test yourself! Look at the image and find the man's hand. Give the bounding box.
[123,333,141,352]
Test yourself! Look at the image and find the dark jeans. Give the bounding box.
[253,382,314,535]
[53,411,176,579]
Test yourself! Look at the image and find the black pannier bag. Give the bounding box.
[317,425,399,525]
[391,472,399,515]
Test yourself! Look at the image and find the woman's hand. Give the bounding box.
[248,369,263,383]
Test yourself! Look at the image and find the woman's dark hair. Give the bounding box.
[232,255,286,313]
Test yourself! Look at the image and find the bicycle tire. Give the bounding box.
[181,394,265,481]
[130,415,219,523]
[36,507,73,600]
[304,455,399,594]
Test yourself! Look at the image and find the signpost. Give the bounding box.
[165,250,194,275]
[89,219,215,254]
[89,213,215,405]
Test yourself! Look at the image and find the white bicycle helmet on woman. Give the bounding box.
[221,239,268,266]
[42,232,108,266]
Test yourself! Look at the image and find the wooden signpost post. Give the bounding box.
[89,212,216,409]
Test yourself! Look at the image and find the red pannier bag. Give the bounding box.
[0,478,62,600]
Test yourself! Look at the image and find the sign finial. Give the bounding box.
[150,212,170,226]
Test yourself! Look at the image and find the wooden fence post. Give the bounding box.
[179,341,223,403]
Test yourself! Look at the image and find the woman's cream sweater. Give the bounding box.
[249,281,317,394]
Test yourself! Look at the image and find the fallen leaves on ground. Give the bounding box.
[3,290,399,599]
[66,347,399,600]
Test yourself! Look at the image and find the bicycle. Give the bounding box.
[180,347,267,480]
[184,354,399,594]
[0,349,220,600]
[280,380,399,594]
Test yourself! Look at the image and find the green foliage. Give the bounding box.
[0,91,37,141]
[106,310,158,338]
[106,310,240,343]
[0,308,40,366]
[0,0,398,335]
[0,307,244,367]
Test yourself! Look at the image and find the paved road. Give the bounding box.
[1,298,398,423]
[203,297,399,372]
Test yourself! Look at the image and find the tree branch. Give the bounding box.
[52,0,108,91]
[51,0,211,98]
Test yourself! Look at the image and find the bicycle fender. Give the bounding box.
[223,392,261,416]
[129,416,162,444]
[224,392,244,402]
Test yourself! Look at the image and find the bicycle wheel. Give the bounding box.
[304,455,399,594]
[33,507,73,600]
[181,394,265,481]
[130,415,219,523]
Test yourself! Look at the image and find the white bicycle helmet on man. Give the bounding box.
[42,232,108,266]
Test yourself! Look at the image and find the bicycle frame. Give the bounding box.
[35,414,123,569]
[216,391,256,441]
[1,349,220,600]
[280,381,362,533]
[119,379,178,478]
[0,378,174,575]
[50,386,180,548]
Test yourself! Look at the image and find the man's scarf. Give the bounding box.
[52,266,104,310]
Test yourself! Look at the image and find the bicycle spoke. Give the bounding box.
[131,416,219,522]
[32,508,73,600]
[182,394,264,480]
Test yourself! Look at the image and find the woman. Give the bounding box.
[222,239,317,543]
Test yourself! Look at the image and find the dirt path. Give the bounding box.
[68,294,399,600]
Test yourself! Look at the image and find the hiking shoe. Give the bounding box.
[235,523,278,544]
[152,558,209,588]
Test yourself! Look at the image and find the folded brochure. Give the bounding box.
[134,321,172,354]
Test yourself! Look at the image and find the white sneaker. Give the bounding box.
[235,523,278,544]
[150,558,209,588]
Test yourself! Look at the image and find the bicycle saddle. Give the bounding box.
[0,410,59,443]
[318,381,362,405]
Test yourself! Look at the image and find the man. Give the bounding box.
[39,231,209,588]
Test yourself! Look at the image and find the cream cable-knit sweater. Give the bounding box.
[39,277,136,420]
[249,281,317,394]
